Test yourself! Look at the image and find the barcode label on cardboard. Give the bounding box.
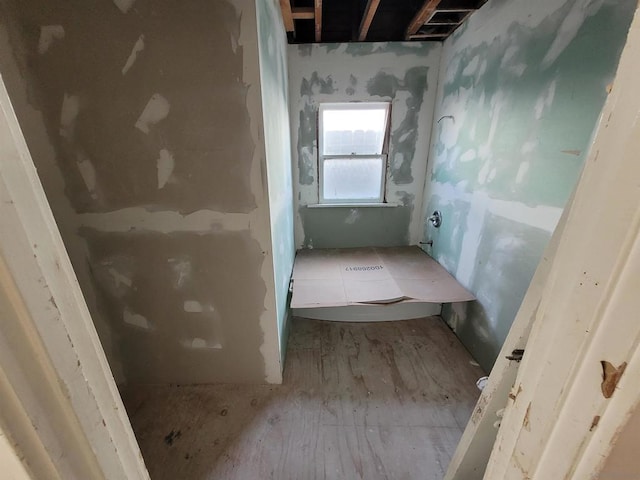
[345,265,384,272]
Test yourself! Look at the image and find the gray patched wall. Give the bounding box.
[0,0,285,384]
[288,43,442,249]
[421,0,636,372]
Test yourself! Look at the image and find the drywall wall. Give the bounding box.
[256,0,295,362]
[421,0,636,371]
[1,0,284,384]
[0,4,125,384]
[288,42,441,248]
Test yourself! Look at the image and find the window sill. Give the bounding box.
[307,203,399,208]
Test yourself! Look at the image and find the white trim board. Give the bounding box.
[0,75,149,479]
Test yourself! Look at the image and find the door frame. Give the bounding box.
[0,75,149,479]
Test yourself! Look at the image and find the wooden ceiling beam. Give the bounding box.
[314,0,322,42]
[292,7,315,20]
[435,8,475,12]
[405,0,443,39]
[422,9,474,28]
[408,33,449,40]
[279,0,295,32]
[358,0,381,41]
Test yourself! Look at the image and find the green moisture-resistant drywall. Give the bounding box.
[257,0,295,361]
[421,0,635,371]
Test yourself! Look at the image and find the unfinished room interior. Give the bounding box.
[1,0,639,478]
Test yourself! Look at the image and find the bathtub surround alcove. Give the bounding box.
[287,0,635,373]
[289,42,442,249]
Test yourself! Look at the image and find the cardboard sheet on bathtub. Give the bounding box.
[291,246,475,308]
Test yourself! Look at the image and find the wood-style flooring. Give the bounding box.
[122,316,484,480]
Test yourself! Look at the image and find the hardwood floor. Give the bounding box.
[122,316,484,480]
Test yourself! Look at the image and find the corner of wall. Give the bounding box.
[256,0,296,381]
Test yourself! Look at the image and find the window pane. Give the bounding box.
[323,157,384,201]
[322,107,387,155]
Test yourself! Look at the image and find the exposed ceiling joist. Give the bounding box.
[279,0,484,44]
[405,0,443,39]
[292,7,315,20]
[409,33,449,39]
[422,10,474,28]
[279,0,295,32]
[358,0,381,41]
[436,8,475,13]
[314,0,322,42]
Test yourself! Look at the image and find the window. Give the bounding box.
[318,102,391,204]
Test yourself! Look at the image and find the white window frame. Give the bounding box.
[318,102,391,204]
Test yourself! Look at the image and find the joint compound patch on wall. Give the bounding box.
[183,300,204,312]
[37,25,64,55]
[81,229,268,384]
[76,153,98,199]
[113,0,136,14]
[344,208,360,224]
[367,66,428,185]
[135,93,170,134]
[107,267,132,289]
[156,149,175,189]
[346,74,357,95]
[168,257,192,289]
[181,300,223,349]
[12,0,259,215]
[180,337,222,350]
[123,307,151,330]
[59,93,79,140]
[122,34,144,75]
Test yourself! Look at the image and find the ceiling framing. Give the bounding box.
[279,0,487,43]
